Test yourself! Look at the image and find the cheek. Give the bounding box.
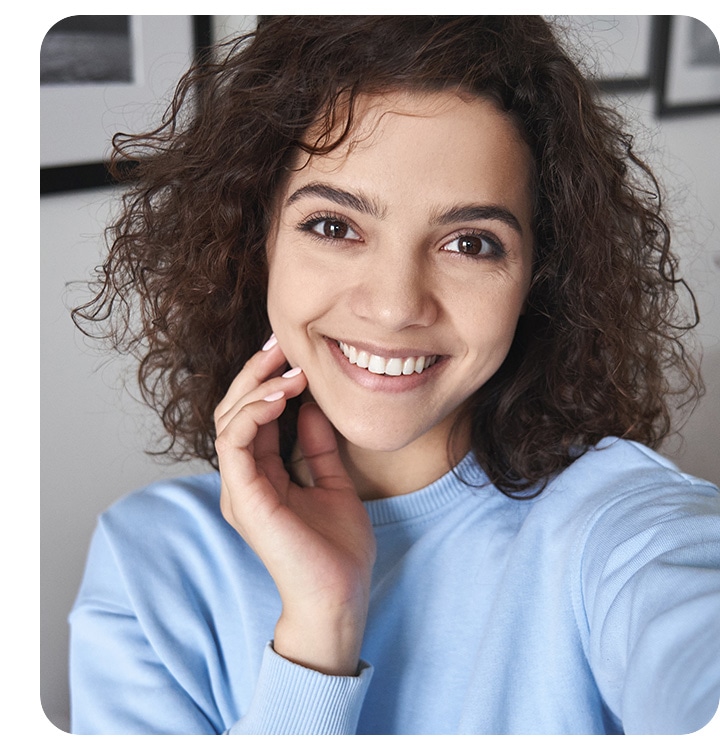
[266,244,305,319]
[265,263,298,349]
[265,269,283,331]
[266,277,298,341]
[459,291,526,365]
[267,243,313,307]
[265,298,304,372]
[266,247,341,329]
[265,263,325,368]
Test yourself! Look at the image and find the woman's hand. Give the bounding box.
[214,335,376,676]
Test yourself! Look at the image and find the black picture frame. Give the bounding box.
[552,16,653,94]
[654,15,720,117]
[40,16,212,195]
[587,15,653,93]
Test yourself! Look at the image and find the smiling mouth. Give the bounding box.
[337,340,439,376]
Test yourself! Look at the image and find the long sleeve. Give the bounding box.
[68,444,720,734]
[70,494,373,735]
[580,479,720,734]
[227,645,372,734]
[69,522,220,734]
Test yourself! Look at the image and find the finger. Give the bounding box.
[214,334,288,423]
[216,393,285,455]
[253,402,282,465]
[215,394,288,488]
[216,367,307,435]
[297,402,354,492]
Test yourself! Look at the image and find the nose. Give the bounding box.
[348,243,439,331]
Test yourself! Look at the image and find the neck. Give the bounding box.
[339,419,470,501]
[289,411,471,501]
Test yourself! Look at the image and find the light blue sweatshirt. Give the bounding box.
[69,438,720,734]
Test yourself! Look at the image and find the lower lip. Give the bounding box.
[324,337,445,393]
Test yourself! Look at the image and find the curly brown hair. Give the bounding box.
[72,15,702,497]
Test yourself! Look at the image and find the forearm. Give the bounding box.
[273,596,369,677]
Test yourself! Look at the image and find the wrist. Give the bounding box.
[273,603,368,676]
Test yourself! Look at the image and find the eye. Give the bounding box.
[303,217,361,241]
[442,233,505,258]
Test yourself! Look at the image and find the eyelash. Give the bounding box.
[296,213,507,260]
[441,231,507,260]
[297,213,360,243]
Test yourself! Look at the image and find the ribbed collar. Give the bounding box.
[362,452,487,526]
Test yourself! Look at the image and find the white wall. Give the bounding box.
[40,16,720,733]
[646,105,720,479]
[40,190,209,731]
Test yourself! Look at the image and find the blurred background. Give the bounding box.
[40,15,720,732]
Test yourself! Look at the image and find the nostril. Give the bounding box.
[349,276,438,330]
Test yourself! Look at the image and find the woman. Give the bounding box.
[69,16,720,734]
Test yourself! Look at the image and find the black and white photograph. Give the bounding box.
[560,15,653,90]
[40,16,195,191]
[41,16,133,85]
[656,15,720,115]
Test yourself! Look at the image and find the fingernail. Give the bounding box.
[263,390,285,402]
[282,366,303,379]
[262,333,278,351]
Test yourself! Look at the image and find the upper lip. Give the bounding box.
[331,336,443,360]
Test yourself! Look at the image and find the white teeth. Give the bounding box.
[385,357,403,376]
[338,341,438,376]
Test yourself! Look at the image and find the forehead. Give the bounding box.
[308,88,526,151]
[280,89,534,229]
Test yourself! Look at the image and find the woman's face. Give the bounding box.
[266,90,534,459]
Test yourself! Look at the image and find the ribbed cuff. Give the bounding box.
[228,642,374,734]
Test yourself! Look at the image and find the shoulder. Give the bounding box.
[550,437,718,507]
[96,471,225,552]
[542,439,720,567]
[105,471,221,517]
[83,470,270,611]
[521,438,720,553]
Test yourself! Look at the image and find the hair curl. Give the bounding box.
[72,15,702,497]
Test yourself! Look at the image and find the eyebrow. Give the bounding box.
[430,204,524,236]
[286,182,386,220]
[286,181,523,236]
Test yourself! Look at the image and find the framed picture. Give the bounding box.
[40,16,211,194]
[554,16,653,91]
[211,14,258,44]
[654,15,720,116]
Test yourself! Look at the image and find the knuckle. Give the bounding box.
[214,431,232,454]
[219,493,233,522]
[213,398,226,421]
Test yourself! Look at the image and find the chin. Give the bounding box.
[326,408,443,455]
[339,430,415,455]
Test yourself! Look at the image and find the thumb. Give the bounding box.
[297,402,354,492]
